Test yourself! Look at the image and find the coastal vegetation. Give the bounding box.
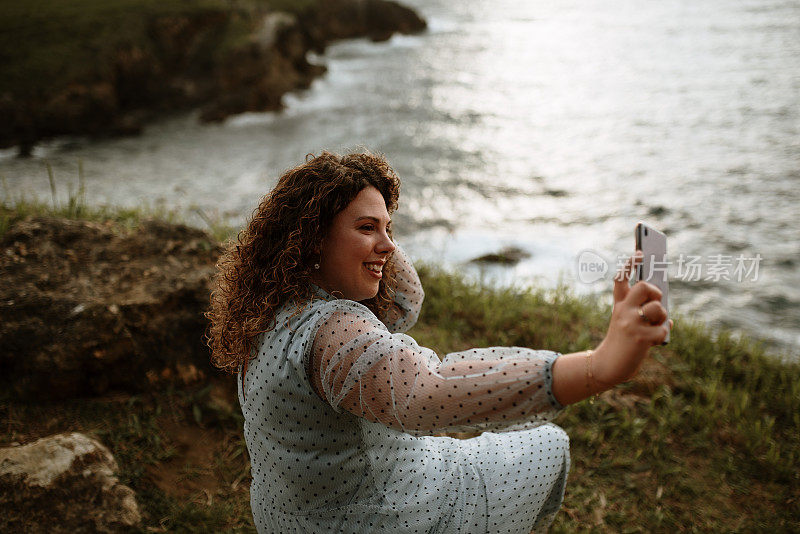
[1,199,797,532]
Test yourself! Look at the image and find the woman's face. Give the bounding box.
[314,186,396,301]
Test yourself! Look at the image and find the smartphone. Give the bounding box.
[635,222,670,344]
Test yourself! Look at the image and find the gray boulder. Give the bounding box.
[0,432,141,533]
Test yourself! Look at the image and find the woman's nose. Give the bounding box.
[377,233,396,254]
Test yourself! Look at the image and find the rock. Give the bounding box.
[253,12,299,50]
[0,216,222,400]
[363,0,428,41]
[470,246,532,265]
[200,10,325,122]
[1,0,427,149]
[648,205,668,216]
[543,188,569,198]
[301,0,427,48]
[0,432,141,533]
[40,82,119,137]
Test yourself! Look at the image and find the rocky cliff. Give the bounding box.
[0,0,426,155]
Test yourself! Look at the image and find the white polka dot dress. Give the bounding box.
[238,247,570,533]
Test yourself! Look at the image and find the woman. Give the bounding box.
[207,151,670,533]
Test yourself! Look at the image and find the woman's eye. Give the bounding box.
[360,224,375,231]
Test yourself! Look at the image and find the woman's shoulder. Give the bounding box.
[256,297,386,360]
[306,296,382,325]
[271,294,383,334]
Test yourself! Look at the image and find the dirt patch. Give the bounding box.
[599,356,675,409]
[148,421,222,501]
[146,379,245,504]
[0,216,222,400]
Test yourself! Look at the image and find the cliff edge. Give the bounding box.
[0,0,426,155]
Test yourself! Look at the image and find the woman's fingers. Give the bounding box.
[612,259,631,304]
[657,324,670,344]
[613,252,642,304]
[640,300,668,325]
[629,280,663,306]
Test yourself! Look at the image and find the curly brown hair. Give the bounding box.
[206,151,401,374]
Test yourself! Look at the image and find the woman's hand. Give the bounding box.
[591,252,671,386]
[549,252,674,405]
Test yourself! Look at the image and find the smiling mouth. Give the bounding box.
[364,262,383,278]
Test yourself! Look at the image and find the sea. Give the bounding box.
[2,0,798,359]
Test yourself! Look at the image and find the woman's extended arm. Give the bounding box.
[309,254,669,434]
[552,253,670,404]
[309,302,561,436]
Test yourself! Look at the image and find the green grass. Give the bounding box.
[410,266,800,532]
[1,207,798,532]
[0,167,236,241]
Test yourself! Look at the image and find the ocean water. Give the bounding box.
[2,0,799,358]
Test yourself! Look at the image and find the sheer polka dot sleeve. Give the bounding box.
[309,301,563,436]
[381,245,424,333]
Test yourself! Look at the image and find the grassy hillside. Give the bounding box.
[0,0,316,98]
[1,202,798,532]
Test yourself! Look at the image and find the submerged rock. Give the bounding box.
[470,246,532,265]
[0,432,141,533]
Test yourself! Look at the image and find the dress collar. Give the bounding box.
[311,283,337,301]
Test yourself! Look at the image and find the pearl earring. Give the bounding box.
[314,263,320,270]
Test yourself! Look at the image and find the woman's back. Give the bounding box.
[240,295,465,531]
[240,290,569,533]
